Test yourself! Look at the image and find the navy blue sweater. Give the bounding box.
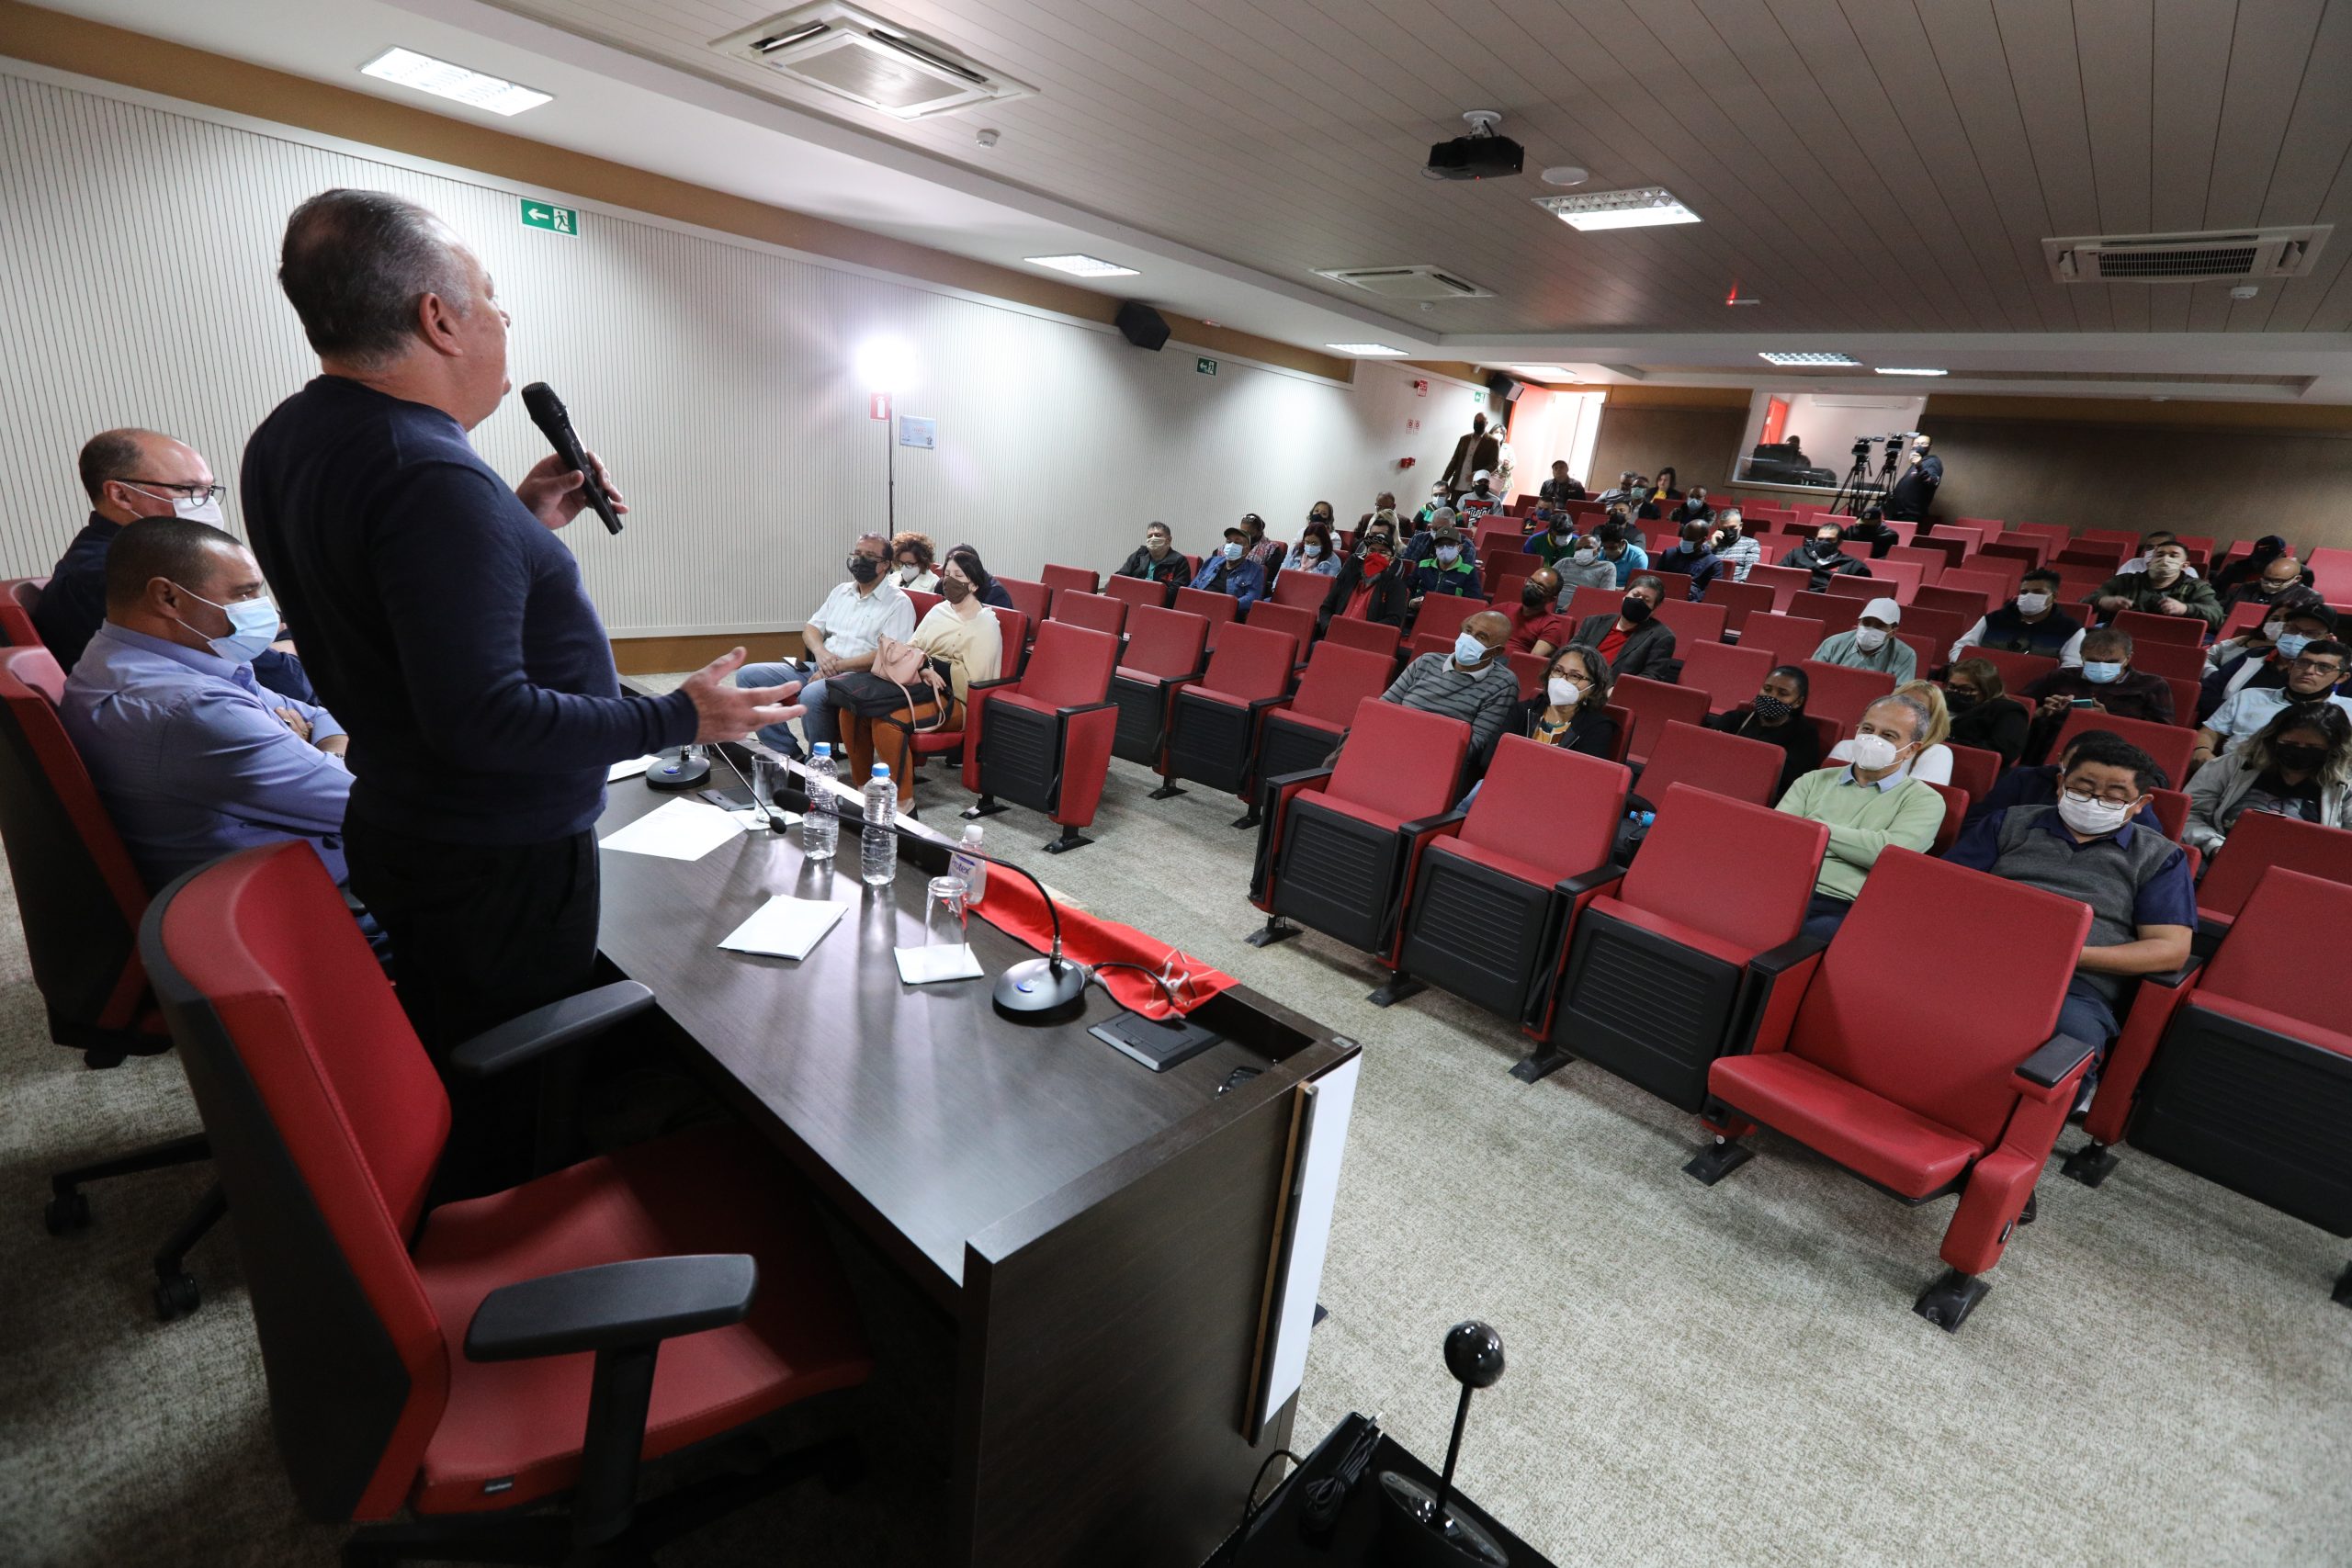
[242,378,693,845]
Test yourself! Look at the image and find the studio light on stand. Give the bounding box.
[854,335,917,535]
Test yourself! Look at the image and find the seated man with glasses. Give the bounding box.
[1941,730,2194,1055]
[40,429,315,703]
[2192,638,2352,769]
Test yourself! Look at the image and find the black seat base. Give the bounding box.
[1108,674,1168,767]
[974,704,1061,817]
[1912,1269,1989,1333]
[1162,693,1257,796]
[2059,1140,2119,1188]
[1682,1137,1751,1186]
[1547,911,1745,1112]
[1268,801,1408,954]
[1394,851,1554,1022]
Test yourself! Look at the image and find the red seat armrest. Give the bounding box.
[2081,954,2205,1142]
[1731,932,1828,1059]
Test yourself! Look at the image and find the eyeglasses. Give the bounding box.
[2061,784,2142,807]
[125,479,227,502]
[2288,659,2346,676]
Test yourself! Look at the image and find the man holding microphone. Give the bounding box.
[242,190,795,1162]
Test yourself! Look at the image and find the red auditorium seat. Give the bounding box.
[1154,622,1300,800]
[1245,601,1317,670]
[1322,615,1402,659]
[1611,675,1709,767]
[963,621,1121,852]
[1652,597,1728,646]
[2047,708,2197,795]
[1270,570,1333,612]
[2193,812,2352,937]
[1702,578,1773,637]
[1171,586,1240,650]
[2123,637,2205,682]
[1679,640,1772,716]
[904,588,941,622]
[1742,563,1811,612]
[1956,644,2058,696]
[1736,612,1826,669]
[141,841,872,1560]
[1243,644,1397,825]
[2065,867,2352,1305]
[1105,606,1208,768]
[1634,720,1786,808]
[1912,582,1991,623]
[1102,574,1170,614]
[1051,590,1126,638]
[0,576,45,647]
[1247,699,1471,957]
[1794,660,1895,733]
[1517,784,1827,1095]
[1922,780,1969,853]
[2112,608,2206,648]
[1789,591,1863,637]
[1565,586,1624,624]
[1408,594,1487,645]
[995,574,1050,633]
[1382,739,1628,1021]
[1894,604,1970,662]
[1945,744,2003,806]
[1690,849,2097,1331]
[1039,562,1099,613]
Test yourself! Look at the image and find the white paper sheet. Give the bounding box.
[606,755,657,782]
[718,896,847,961]
[597,798,746,861]
[1255,1055,1361,1434]
[894,944,983,984]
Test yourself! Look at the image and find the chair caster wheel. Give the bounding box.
[154,1272,201,1322]
[44,1190,91,1235]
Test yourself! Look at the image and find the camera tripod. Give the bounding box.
[1828,445,1879,517]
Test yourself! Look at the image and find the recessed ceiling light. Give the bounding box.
[1873,367,1950,377]
[1023,254,1139,278]
[1758,351,1860,367]
[1502,364,1577,379]
[1534,186,1702,231]
[1539,165,1589,187]
[361,47,552,116]
[1328,343,1408,355]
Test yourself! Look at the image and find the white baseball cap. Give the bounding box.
[1473,468,1491,480]
[1862,596,1902,625]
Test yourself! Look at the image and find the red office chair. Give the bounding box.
[1611,675,1710,767]
[1795,660,1897,733]
[1051,590,1127,638]
[1102,574,1171,614]
[1521,784,1828,1097]
[0,647,223,1316]
[141,841,872,1562]
[1171,586,1240,651]
[1105,606,1208,768]
[1242,644,1396,826]
[1039,562,1098,614]
[1736,613,1826,668]
[1270,570,1333,612]
[2194,812,2352,937]
[1690,849,2097,1331]
[2047,708,2197,794]
[963,621,1121,852]
[1384,739,1628,1021]
[1634,720,1785,808]
[2112,608,2205,648]
[2063,868,2352,1305]
[1247,699,1470,957]
[0,575,46,646]
[1154,622,1301,801]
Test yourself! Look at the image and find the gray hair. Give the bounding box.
[854,531,891,550]
[1867,692,1932,743]
[278,189,473,367]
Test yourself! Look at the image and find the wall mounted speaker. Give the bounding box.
[1115,300,1171,351]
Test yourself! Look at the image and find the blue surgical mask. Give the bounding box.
[1453,631,1488,666]
[1436,544,1460,564]
[2083,660,2123,685]
[1222,540,1244,560]
[2275,632,2313,660]
[174,585,280,664]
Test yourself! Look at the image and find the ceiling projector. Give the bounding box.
[1425,109,1523,181]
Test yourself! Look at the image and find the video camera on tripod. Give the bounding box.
[1850,430,1923,458]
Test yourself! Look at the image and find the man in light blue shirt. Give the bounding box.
[61,516,356,893]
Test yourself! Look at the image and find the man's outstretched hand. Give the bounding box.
[682,648,803,743]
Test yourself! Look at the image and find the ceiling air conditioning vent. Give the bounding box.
[2044,226,2329,284]
[715,4,1034,118]
[1313,265,1494,301]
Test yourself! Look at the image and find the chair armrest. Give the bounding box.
[1248,694,1295,716]
[2014,1032,2098,1100]
[1749,931,1829,976]
[1053,699,1120,719]
[465,1254,757,1361]
[967,674,1023,695]
[1264,767,1336,796]
[1398,807,1468,839]
[1551,864,1626,901]
[448,981,656,1077]
[2137,953,2205,992]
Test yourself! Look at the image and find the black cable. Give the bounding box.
[705,742,790,832]
[1223,1448,1304,1563]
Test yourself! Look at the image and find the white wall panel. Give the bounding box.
[0,63,1493,637]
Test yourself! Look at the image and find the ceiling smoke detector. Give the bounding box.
[715,3,1034,118]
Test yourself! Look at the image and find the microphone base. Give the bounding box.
[992,957,1091,1021]
[646,749,711,791]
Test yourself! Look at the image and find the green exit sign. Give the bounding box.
[1195,356,1217,376]
[519,197,579,236]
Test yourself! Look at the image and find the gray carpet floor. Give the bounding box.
[4,700,2349,1566]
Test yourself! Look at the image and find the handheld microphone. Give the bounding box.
[519,381,624,535]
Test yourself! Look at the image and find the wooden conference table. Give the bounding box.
[592,775,1359,1566]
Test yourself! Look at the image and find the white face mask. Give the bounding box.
[1852,626,1889,652]
[898,563,922,582]
[2057,791,2136,838]
[128,485,224,525]
[2016,592,2052,615]
[1573,547,1599,565]
[1849,732,1902,772]
[1546,677,1582,708]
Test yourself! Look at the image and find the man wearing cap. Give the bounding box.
[1188,521,1267,612]
[1812,598,1917,682]
[1456,469,1505,521]
[1408,524,1483,613]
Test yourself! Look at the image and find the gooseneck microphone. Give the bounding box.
[520,381,624,535]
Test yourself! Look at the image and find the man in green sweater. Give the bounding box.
[1776,692,1947,938]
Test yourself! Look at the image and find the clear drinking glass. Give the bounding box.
[925,875,969,953]
[750,753,786,818]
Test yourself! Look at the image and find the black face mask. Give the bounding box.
[1946,689,1981,713]
[1812,537,1842,553]
[1751,695,1792,723]
[2273,742,2328,773]
[847,554,881,582]
[1620,596,1654,625]
[1521,585,1553,611]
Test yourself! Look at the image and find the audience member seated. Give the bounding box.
[1114,519,1193,591]
[1653,520,1723,599]
[1527,510,1582,569]
[1827,679,1954,784]
[1408,524,1484,612]
[1455,470,1506,521]
[1354,490,1402,531]
[1631,471,1667,520]
[1379,609,1518,760]
[1324,518,1412,627]
[1839,509,1901,559]
[1502,568,1574,657]
[1951,567,2086,668]
[1237,512,1286,577]
[1190,523,1268,612]
[1942,657,2029,767]
[1669,486,1714,525]
[739,529,913,759]
[1491,644,1619,764]
[1553,528,1620,592]
[2220,549,2314,614]
[2116,529,2199,577]
[1789,522,1871,592]
[1400,505,1454,565]
[957,542,1017,610]
[1412,482,1453,528]
[890,530,941,592]
[839,546,1003,805]
[2086,537,2222,630]
[1812,596,1916,682]
[1942,732,2194,1054]
[2210,534,2311,598]
[1962,729,2122,829]
[2193,637,2352,765]
[2180,703,2352,855]
[1538,461,1586,506]
[1595,470,1640,508]
[1707,663,1820,800]
[1593,520,1648,587]
[1706,508,1761,581]
[1292,520,1340,577]
[2021,627,2175,763]
[2200,596,2333,715]
[60,517,356,899]
[1570,574,1676,683]
[1775,692,1946,938]
[44,427,316,704]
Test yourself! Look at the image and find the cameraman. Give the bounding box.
[1883,434,1941,522]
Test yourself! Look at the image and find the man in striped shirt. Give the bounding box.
[1379,609,1519,757]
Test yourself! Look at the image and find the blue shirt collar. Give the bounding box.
[1837,764,1908,793]
[93,621,256,687]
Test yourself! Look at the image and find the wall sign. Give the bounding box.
[1196,356,1218,376]
[898,415,936,450]
[1412,378,1429,398]
[519,197,578,235]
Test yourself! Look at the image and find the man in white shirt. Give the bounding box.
[2192,638,2352,766]
[738,530,913,757]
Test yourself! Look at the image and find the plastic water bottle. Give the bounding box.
[861,765,898,887]
[801,744,838,862]
[948,823,988,904]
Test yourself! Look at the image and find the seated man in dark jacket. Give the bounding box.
[1188,524,1266,612]
[2199,598,2335,721]
[2019,628,2173,762]
[1113,520,1191,593]
[1787,523,1871,592]
[2085,538,2222,630]
[1320,519,1413,629]
[1951,567,2086,668]
[1569,573,1677,683]
[1652,521,1723,600]
[1407,525,1484,615]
